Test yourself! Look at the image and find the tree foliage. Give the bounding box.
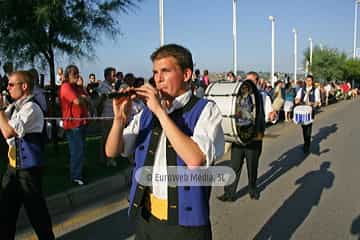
[0,0,141,87]
[304,46,346,82]
[342,59,360,84]
[303,45,360,85]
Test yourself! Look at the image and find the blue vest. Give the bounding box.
[15,132,44,169]
[9,99,45,169]
[128,96,211,226]
[300,87,315,103]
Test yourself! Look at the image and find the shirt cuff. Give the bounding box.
[8,119,25,138]
[191,135,217,168]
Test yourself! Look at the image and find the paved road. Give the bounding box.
[22,99,360,240]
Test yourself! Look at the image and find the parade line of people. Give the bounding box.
[0,44,359,239]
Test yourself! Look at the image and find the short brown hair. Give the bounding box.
[150,44,193,72]
[246,71,259,82]
[12,70,34,92]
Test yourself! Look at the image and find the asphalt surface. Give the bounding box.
[17,99,360,240]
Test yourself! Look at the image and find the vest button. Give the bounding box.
[185,206,192,211]
[184,186,190,191]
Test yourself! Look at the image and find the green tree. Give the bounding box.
[303,46,346,82]
[0,0,140,104]
[0,0,141,148]
[342,59,360,85]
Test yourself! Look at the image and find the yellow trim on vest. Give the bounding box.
[8,146,16,168]
[148,193,168,220]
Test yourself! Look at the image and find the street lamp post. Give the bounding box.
[269,16,275,87]
[309,37,313,73]
[159,0,164,46]
[353,0,360,58]
[232,0,237,75]
[293,28,297,84]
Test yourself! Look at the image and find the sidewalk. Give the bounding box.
[17,167,132,229]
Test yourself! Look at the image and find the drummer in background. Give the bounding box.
[218,71,265,201]
[249,72,277,124]
[294,75,321,153]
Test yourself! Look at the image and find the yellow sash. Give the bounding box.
[147,193,168,220]
[8,146,16,168]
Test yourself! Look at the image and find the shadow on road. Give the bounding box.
[351,215,360,240]
[58,207,134,240]
[253,162,334,240]
[229,123,337,200]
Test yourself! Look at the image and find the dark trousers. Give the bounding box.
[225,141,263,194]
[135,208,212,240]
[0,166,55,240]
[301,123,312,147]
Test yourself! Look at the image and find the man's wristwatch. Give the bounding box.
[0,105,7,111]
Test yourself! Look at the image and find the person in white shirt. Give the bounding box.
[218,71,266,202]
[324,83,332,105]
[0,71,54,239]
[105,44,224,239]
[295,75,321,153]
[97,67,118,167]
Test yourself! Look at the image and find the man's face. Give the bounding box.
[153,56,191,98]
[89,75,96,83]
[68,68,79,85]
[106,70,117,83]
[305,77,313,87]
[7,75,26,100]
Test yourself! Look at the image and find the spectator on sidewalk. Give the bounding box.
[0,71,55,239]
[86,73,100,117]
[226,71,236,82]
[284,82,296,122]
[114,71,124,91]
[324,82,332,106]
[56,67,64,87]
[1,62,13,103]
[202,69,210,89]
[97,67,118,167]
[60,65,89,185]
[28,68,48,114]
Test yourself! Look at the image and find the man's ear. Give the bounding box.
[22,83,28,92]
[183,68,193,83]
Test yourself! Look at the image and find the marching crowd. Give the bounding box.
[0,46,359,239]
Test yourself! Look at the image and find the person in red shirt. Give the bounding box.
[59,65,89,185]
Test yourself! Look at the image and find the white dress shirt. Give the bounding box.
[122,90,224,200]
[97,80,114,117]
[5,95,44,146]
[260,91,276,123]
[295,86,321,104]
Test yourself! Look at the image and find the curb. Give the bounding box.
[17,167,132,229]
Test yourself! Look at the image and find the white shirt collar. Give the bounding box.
[166,90,192,114]
[12,94,34,110]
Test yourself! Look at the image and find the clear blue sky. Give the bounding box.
[60,0,356,82]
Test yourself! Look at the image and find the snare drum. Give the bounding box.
[293,105,313,125]
[205,80,260,145]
